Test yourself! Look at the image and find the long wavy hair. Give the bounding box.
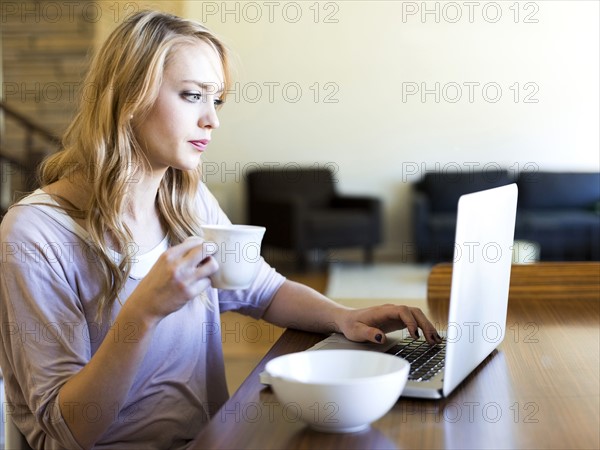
[38,10,230,319]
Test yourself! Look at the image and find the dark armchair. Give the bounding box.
[246,167,382,268]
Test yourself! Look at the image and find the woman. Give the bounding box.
[0,10,440,449]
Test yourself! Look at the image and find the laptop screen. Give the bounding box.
[443,184,518,396]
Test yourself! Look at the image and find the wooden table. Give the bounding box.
[191,263,600,449]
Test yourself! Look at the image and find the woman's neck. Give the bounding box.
[122,171,163,224]
[43,169,168,249]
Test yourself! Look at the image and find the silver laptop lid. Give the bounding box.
[443,184,518,396]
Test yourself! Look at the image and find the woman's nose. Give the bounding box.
[198,102,220,129]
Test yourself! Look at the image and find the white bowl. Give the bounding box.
[265,349,410,433]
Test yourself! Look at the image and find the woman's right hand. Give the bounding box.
[126,237,219,322]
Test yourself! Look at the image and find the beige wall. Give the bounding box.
[184,1,599,258]
[6,2,594,257]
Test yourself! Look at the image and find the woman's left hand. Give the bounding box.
[336,304,443,345]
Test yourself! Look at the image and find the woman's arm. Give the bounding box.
[57,301,157,449]
[58,238,218,449]
[263,279,442,345]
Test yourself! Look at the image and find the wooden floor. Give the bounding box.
[221,267,328,394]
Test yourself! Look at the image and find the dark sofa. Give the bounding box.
[413,171,600,262]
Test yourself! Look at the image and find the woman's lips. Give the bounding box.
[189,140,210,151]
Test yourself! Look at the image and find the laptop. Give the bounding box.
[303,183,518,399]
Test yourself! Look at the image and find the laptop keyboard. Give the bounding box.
[385,337,446,382]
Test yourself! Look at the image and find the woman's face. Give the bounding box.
[134,41,224,173]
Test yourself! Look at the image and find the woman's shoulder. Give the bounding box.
[0,191,81,243]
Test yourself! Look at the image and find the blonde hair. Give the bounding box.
[39,10,230,319]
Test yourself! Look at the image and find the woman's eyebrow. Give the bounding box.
[181,79,224,95]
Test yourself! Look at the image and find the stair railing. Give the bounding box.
[0,101,61,212]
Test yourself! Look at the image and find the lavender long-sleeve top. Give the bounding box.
[0,183,285,449]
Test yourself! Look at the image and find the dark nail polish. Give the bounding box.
[375,334,383,343]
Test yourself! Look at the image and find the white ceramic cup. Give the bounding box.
[512,240,541,264]
[201,224,266,289]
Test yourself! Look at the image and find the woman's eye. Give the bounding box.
[214,98,224,107]
[182,92,202,103]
